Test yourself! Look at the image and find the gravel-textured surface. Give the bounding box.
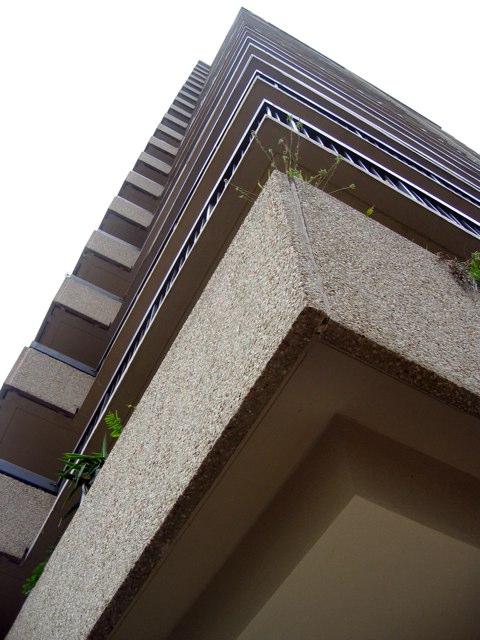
[0,474,54,560]
[8,172,479,639]
[294,178,479,413]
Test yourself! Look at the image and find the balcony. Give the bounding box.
[7,173,479,640]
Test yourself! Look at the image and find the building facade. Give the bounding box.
[1,9,480,639]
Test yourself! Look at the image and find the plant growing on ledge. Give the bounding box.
[58,410,124,521]
[467,251,480,285]
[227,117,355,202]
[443,250,480,292]
[21,410,126,596]
[21,546,55,596]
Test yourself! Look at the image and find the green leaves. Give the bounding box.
[228,119,356,205]
[22,408,129,595]
[58,436,108,521]
[21,547,55,596]
[104,410,123,438]
[58,438,107,489]
[467,251,480,284]
[57,410,124,523]
[442,250,480,292]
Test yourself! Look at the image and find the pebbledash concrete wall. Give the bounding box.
[54,277,122,328]
[294,177,480,412]
[5,348,94,415]
[0,475,55,561]
[8,172,479,639]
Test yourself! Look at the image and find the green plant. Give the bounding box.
[21,410,127,596]
[21,546,55,596]
[442,250,480,292]
[104,409,123,438]
[228,117,355,202]
[58,410,124,521]
[467,251,480,284]
[58,437,109,519]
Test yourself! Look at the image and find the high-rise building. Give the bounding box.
[1,8,479,639]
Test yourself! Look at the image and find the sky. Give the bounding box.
[0,0,478,384]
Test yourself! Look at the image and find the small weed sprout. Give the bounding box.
[227,117,355,202]
[467,251,480,285]
[441,250,480,293]
[58,410,125,522]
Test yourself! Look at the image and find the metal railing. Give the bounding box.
[255,70,480,208]
[70,97,480,463]
[0,458,58,495]
[263,104,480,238]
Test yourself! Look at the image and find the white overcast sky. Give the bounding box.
[0,0,478,383]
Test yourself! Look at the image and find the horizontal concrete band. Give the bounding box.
[173,95,195,111]
[163,114,188,130]
[169,105,192,120]
[0,458,58,495]
[138,152,172,176]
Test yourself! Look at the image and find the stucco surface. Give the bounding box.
[0,474,54,560]
[86,230,139,270]
[5,347,93,415]
[7,172,326,640]
[55,277,122,327]
[8,173,479,639]
[292,179,480,412]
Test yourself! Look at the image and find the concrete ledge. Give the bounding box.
[86,231,139,270]
[183,82,201,95]
[169,105,191,120]
[109,197,153,229]
[0,473,55,560]
[5,347,93,415]
[156,124,184,142]
[163,114,187,130]
[54,277,122,327]
[173,96,195,111]
[190,70,206,82]
[148,137,178,157]
[125,172,164,198]
[138,152,171,175]
[290,177,480,412]
[177,91,196,106]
